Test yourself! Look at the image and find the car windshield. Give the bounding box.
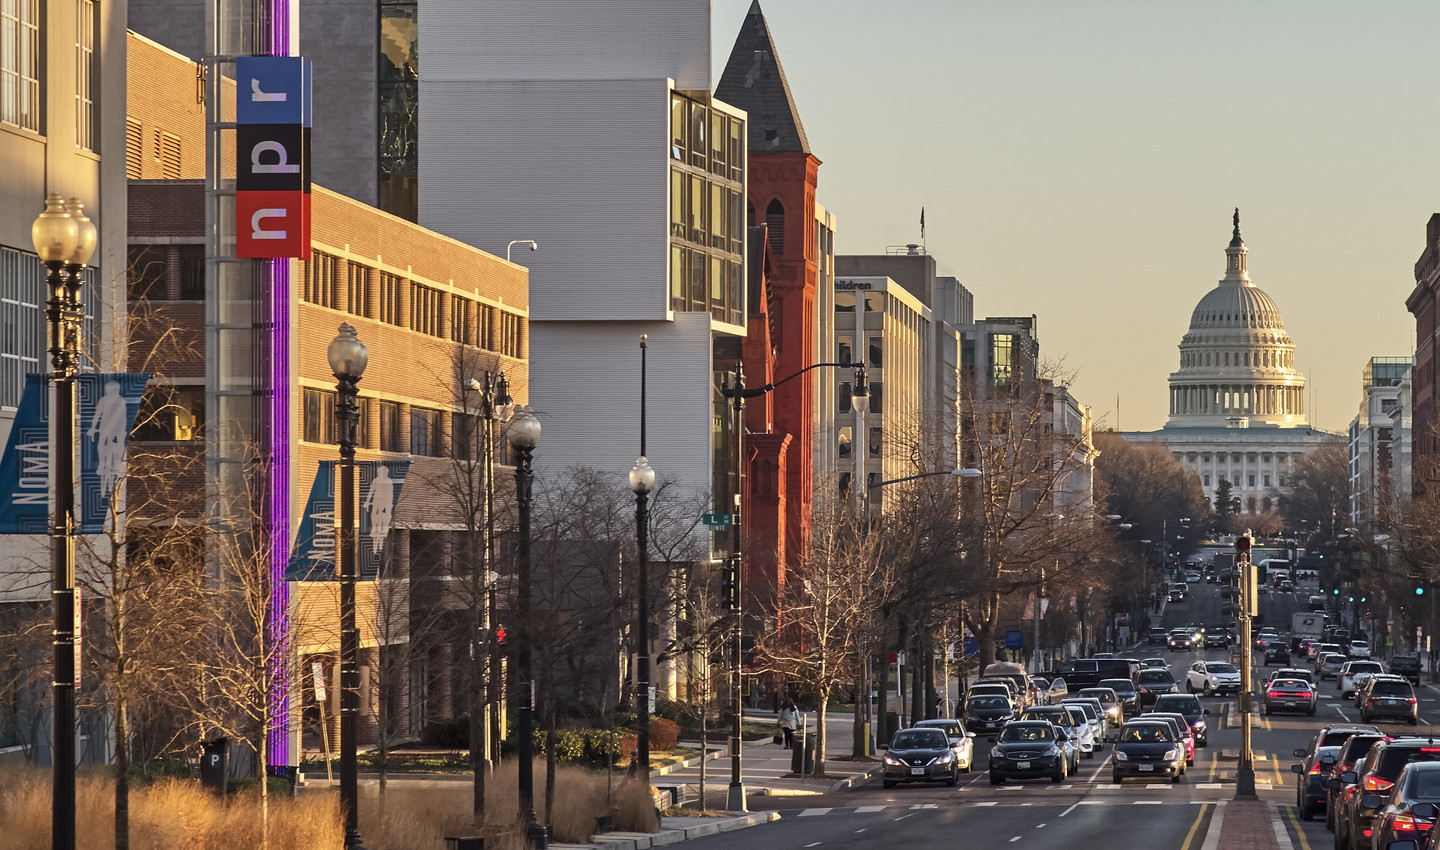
[998,724,1054,743]
[1402,766,1440,797]
[1079,689,1116,702]
[891,730,946,749]
[1352,662,1383,673]
[919,721,963,736]
[1372,681,1413,696]
[1324,654,1346,663]
[1101,679,1137,693]
[1209,663,1237,674]
[1273,679,1309,690]
[1139,670,1175,684]
[1121,725,1170,743]
[968,696,1009,709]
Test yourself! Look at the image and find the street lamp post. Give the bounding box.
[630,333,655,786]
[34,192,91,850]
[719,360,868,801]
[328,324,370,850]
[506,407,544,845]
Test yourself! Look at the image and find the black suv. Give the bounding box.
[1391,656,1423,686]
[1335,738,1440,850]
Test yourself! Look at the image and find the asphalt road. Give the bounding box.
[683,549,1438,850]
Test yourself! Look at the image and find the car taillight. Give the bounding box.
[1409,698,1419,704]
[1266,691,1281,699]
[1362,776,1394,792]
[1309,762,1328,775]
[1393,816,1419,832]
[1298,692,1313,699]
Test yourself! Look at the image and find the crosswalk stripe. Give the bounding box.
[799,808,831,817]
[910,803,938,809]
[972,801,998,807]
[855,806,887,813]
[1135,801,1164,805]
[1195,783,1223,789]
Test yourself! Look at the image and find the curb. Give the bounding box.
[653,747,726,778]
[827,765,882,793]
[552,811,781,850]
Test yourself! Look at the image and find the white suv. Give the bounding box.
[1186,661,1241,696]
[1337,660,1384,698]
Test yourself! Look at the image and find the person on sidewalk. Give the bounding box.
[778,701,800,749]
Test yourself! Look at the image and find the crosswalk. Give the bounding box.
[791,799,1232,817]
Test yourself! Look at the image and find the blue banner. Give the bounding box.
[286,461,336,582]
[359,460,409,579]
[0,374,51,533]
[78,373,150,533]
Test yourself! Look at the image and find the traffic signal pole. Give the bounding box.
[1236,533,1257,798]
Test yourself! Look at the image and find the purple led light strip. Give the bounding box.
[264,0,293,772]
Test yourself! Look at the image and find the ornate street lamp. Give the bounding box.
[506,407,545,846]
[328,323,369,850]
[34,193,88,850]
[629,454,655,782]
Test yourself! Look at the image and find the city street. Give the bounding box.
[663,550,1430,850]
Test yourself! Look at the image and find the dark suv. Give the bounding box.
[1153,693,1210,747]
[1390,656,1423,686]
[1325,733,1384,831]
[1358,676,1419,724]
[1335,738,1440,850]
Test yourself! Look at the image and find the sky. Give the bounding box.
[710,0,1434,434]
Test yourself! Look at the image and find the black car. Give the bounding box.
[1326,733,1385,832]
[1204,625,1231,648]
[1264,645,1291,666]
[1100,677,1141,717]
[1336,738,1440,850]
[988,720,1071,784]
[881,727,960,788]
[1167,629,1193,650]
[1371,762,1440,849]
[1290,744,1339,820]
[1137,668,1178,708]
[1153,692,1210,747]
[1112,719,1185,784]
[963,694,1015,733]
[1391,656,1424,686]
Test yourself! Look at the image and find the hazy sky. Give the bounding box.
[711,0,1432,434]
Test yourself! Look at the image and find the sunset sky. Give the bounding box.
[713,0,1434,433]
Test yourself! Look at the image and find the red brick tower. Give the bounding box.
[717,3,821,606]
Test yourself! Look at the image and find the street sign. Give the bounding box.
[962,637,978,657]
[702,513,733,528]
[1005,630,1025,649]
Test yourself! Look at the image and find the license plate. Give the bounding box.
[911,767,925,775]
[1285,701,1296,707]
[1139,764,1154,772]
[1017,761,1030,769]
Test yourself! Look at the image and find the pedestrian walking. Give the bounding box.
[778,700,800,749]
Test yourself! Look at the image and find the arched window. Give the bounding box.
[765,199,785,255]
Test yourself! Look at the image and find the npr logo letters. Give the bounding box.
[235,57,312,259]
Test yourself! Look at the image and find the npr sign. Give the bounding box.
[235,57,312,259]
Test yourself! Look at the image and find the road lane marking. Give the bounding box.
[1184,802,1213,850]
[799,809,832,817]
[1196,783,1223,789]
[1009,837,1022,843]
[1059,802,1081,817]
[855,829,866,833]
[804,843,821,848]
[1273,802,1297,850]
[1036,823,1047,829]
[910,804,937,809]
[1136,800,1164,805]
[972,801,997,807]
[855,806,886,813]
[1283,802,1311,850]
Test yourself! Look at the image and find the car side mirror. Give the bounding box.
[1293,748,1308,758]
[1414,803,1439,819]
[966,732,975,738]
[1291,764,1303,774]
[879,744,889,750]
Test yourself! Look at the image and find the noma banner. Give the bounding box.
[0,373,149,534]
[286,460,409,581]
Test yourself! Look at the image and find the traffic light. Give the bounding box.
[1418,586,1426,596]
[495,625,507,644]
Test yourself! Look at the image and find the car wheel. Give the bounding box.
[989,773,1004,786]
[1307,706,1316,716]
[1204,683,1214,696]
[1172,773,1182,784]
[1411,717,1420,726]
[1187,681,1195,694]
[948,769,959,787]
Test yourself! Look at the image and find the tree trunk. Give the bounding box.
[852,643,868,757]
[812,692,827,779]
[377,658,389,828]
[975,593,1000,668]
[877,647,890,744]
[114,696,129,850]
[468,661,485,826]
[909,630,923,726]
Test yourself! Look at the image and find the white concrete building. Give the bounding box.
[1124,212,1339,512]
[1348,356,1412,526]
[418,1,746,508]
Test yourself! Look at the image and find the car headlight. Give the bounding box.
[1114,750,1128,762]
[1043,745,1060,757]
[933,752,954,764]
[883,754,903,766]
[1164,749,1178,760]
[1193,722,1206,733]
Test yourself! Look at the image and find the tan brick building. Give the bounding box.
[126,32,529,749]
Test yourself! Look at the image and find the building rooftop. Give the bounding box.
[715,1,811,155]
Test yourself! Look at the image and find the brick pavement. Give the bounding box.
[1217,800,1286,850]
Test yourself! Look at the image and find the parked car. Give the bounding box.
[1263,677,1317,715]
[881,727,961,788]
[1339,660,1386,699]
[912,718,975,772]
[1153,693,1210,746]
[1391,656,1424,686]
[1111,719,1185,784]
[1335,738,1440,850]
[1325,733,1385,832]
[964,694,1015,733]
[1357,675,1419,725]
[987,720,1073,784]
[1137,668,1179,707]
[1187,661,1241,696]
[1370,762,1440,848]
[1289,745,1340,820]
[1099,678,1141,718]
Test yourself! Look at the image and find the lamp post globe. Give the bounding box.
[32,193,78,262]
[63,198,97,267]
[328,322,369,380]
[629,456,655,494]
[508,406,540,449]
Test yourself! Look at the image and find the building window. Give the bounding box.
[410,406,442,456]
[838,426,852,459]
[478,304,495,350]
[1203,474,1211,487]
[991,333,1014,388]
[127,245,168,300]
[157,131,182,179]
[0,247,42,409]
[450,296,470,343]
[348,263,372,318]
[134,386,206,441]
[303,388,338,444]
[868,426,881,458]
[303,252,340,309]
[836,292,855,312]
[838,472,850,499]
[836,336,851,365]
[765,199,784,255]
[75,0,96,149]
[1263,473,1271,487]
[670,169,686,238]
[670,244,686,312]
[838,382,852,413]
[379,401,403,452]
[868,382,882,414]
[689,101,707,169]
[378,273,403,325]
[868,337,883,368]
[1,0,40,132]
[177,246,204,299]
[670,94,686,160]
[1247,475,1256,488]
[411,282,443,337]
[688,174,706,244]
[378,0,419,221]
[126,119,143,177]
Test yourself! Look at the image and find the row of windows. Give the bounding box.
[1182,348,1293,369]
[836,336,882,368]
[837,381,882,414]
[670,94,744,183]
[670,170,744,255]
[0,246,43,409]
[128,245,205,301]
[302,389,464,459]
[302,253,524,358]
[0,0,95,143]
[836,425,882,459]
[669,245,743,324]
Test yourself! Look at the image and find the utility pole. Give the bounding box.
[1235,533,1257,798]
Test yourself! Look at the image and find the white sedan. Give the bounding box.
[1347,640,1371,659]
[1186,661,1242,696]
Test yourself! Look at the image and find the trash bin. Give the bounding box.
[200,737,228,796]
[526,822,550,849]
[790,738,815,775]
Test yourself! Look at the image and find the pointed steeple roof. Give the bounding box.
[716,2,811,155]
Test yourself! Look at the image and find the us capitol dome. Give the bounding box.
[1166,210,1307,428]
[1123,211,1338,512]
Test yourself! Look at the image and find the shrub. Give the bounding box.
[648,718,679,751]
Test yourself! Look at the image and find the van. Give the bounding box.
[1054,658,1140,690]
[982,662,1031,708]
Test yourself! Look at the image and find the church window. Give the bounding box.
[766,199,785,255]
[1263,473,1271,487]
